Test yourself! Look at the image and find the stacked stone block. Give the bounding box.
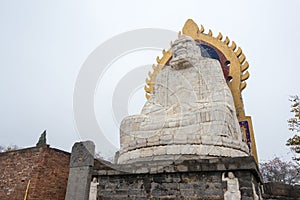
[94,156,263,200]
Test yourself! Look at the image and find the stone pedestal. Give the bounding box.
[93,156,263,199]
[65,141,95,200]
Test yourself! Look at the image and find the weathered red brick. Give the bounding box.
[0,146,70,200]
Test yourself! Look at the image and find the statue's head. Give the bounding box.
[170,35,202,70]
[228,172,235,179]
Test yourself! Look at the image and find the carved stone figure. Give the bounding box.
[222,172,241,200]
[252,182,259,200]
[258,183,263,200]
[89,177,99,200]
[117,35,249,164]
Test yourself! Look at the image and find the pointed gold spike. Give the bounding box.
[224,36,230,45]
[162,49,166,55]
[148,71,153,77]
[241,82,247,91]
[182,19,200,36]
[200,25,204,33]
[217,32,223,40]
[230,41,237,51]
[235,47,242,57]
[156,56,161,63]
[145,93,150,99]
[241,71,250,81]
[239,53,246,63]
[146,78,151,84]
[241,61,249,72]
[144,85,151,93]
[208,29,212,36]
[152,64,157,70]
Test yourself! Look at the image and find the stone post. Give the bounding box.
[65,141,95,200]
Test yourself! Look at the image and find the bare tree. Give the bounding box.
[260,157,300,185]
[287,95,300,162]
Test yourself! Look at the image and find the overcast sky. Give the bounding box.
[0,0,299,161]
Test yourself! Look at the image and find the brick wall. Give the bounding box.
[0,145,70,200]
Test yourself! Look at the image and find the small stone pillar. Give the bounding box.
[65,141,95,200]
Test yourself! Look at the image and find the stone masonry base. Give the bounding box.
[93,156,263,200]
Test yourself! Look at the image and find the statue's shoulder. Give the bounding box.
[198,57,220,64]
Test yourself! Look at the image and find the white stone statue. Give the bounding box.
[117,35,249,164]
[258,183,263,200]
[252,182,259,200]
[89,177,99,200]
[222,172,241,200]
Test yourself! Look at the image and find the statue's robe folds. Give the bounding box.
[117,40,249,164]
